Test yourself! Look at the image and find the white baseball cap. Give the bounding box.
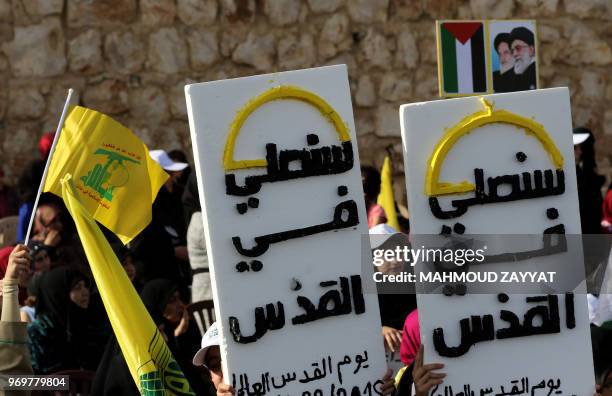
[192,321,220,367]
[573,133,589,146]
[149,149,189,172]
[369,223,398,249]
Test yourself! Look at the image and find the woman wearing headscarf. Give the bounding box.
[110,242,142,292]
[92,279,213,396]
[28,197,87,272]
[573,127,605,234]
[18,242,51,323]
[27,267,107,373]
[181,171,201,226]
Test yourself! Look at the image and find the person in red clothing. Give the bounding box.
[400,309,420,367]
[362,166,387,228]
[396,310,448,396]
[602,184,612,233]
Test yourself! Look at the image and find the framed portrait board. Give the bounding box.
[437,20,539,97]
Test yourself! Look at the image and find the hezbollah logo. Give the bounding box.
[138,330,194,395]
[80,148,140,202]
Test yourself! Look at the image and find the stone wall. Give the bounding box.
[1,0,611,206]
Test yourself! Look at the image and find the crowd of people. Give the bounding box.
[0,133,396,395]
[0,123,610,395]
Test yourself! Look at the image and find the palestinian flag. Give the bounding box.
[439,21,487,95]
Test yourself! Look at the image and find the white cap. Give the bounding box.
[192,321,220,367]
[369,223,397,235]
[149,149,189,172]
[573,133,589,146]
[369,223,397,249]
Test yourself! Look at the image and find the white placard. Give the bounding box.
[185,65,387,395]
[400,88,595,395]
[385,351,405,378]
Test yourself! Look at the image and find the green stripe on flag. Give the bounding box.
[441,26,458,93]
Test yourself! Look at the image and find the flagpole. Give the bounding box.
[24,88,74,246]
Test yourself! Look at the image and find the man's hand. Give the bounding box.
[413,345,445,396]
[217,383,235,396]
[382,326,402,352]
[7,245,30,281]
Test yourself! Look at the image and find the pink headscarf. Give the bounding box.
[400,309,420,366]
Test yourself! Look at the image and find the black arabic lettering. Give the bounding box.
[299,358,331,384]
[433,314,494,358]
[232,200,359,257]
[497,295,560,339]
[335,355,351,385]
[434,293,575,358]
[429,168,565,220]
[225,139,354,197]
[428,378,564,396]
[229,302,285,344]
[292,276,365,325]
[353,351,369,374]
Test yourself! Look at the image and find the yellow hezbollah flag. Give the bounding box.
[44,106,168,244]
[377,156,400,231]
[61,174,194,395]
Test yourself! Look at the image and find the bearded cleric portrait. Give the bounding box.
[492,33,515,92]
[509,26,537,91]
[488,20,539,94]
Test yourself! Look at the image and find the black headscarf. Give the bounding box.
[92,280,178,396]
[92,279,213,396]
[36,266,89,331]
[29,266,105,374]
[181,171,201,225]
[139,279,178,325]
[573,127,605,234]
